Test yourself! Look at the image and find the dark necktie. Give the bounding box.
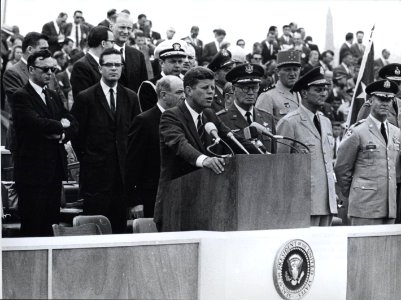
[381,122,388,144]
[75,25,79,48]
[313,114,321,136]
[245,111,252,125]
[109,88,116,114]
[197,114,205,144]
[42,88,48,105]
[120,48,125,63]
[333,138,337,159]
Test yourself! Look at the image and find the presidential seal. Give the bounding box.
[273,239,315,300]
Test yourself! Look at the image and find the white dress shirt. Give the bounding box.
[100,79,118,109]
[29,79,47,104]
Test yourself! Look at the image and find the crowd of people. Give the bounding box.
[1,9,400,237]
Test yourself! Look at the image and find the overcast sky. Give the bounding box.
[2,0,401,64]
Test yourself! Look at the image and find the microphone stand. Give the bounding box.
[206,138,234,158]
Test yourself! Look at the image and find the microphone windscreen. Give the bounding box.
[249,126,259,139]
[204,122,217,134]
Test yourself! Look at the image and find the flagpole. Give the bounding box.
[345,24,375,128]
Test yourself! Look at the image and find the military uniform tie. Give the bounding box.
[313,114,321,136]
[381,122,388,144]
[245,111,252,125]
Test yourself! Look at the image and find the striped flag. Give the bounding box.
[345,25,375,128]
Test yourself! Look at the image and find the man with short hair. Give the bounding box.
[202,28,226,65]
[138,40,186,112]
[320,50,334,72]
[261,30,280,64]
[339,32,354,64]
[256,50,302,122]
[42,12,68,53]
[207,49,235,112]
[126,75,185,218]
[278,25,293,50]
[350,30,365,60]
[277,67,338,226]
[112,13,148,93]
[61,38,74,60]
[143,20,161,45]
[71,48,140,233]
[292,32,311,65]
[133,14,147,32]
[70,26,115,99]
[12,50,77,236]
[182,25,203,63]
[218,63,276,153]
[374,49,390,79]
[63,10,90,50]
[335,79,400,225]
[98,9,117,28]
[333,51,355,88]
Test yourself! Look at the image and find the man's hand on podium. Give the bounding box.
[203,157,225,174]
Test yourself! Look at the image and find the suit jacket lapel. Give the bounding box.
[86,53,100,74]
[299,106,321,139]
[95,83,115,121]
[179,102,205,152]
[115,85,126,125]
[26,83,51,117]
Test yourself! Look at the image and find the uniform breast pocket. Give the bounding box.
[360,148,379,166]
[302,139,316,154]
[279,108,290,115]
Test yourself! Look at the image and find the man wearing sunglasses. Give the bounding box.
[71,48,140,233]
[11,50,77,237]
[63,10,90,50]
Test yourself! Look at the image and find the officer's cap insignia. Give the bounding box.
[384,80,391,88]
[221,49,229,56]
[172,43,181,51]
[245,64,253,74]
[346,129,353,136]
[395,67,400,76]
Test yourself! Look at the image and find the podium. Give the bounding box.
[157,154,311,232]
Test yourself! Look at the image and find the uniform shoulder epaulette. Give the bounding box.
[260,84,276,94]
[350,118,366,128]
[216,108,228,116]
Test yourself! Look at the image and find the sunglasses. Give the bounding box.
[101,63,124,68]
[33,65,57,73]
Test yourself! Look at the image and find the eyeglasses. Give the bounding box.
[101,63,124,68]
[75,16,83,19]
[32,65,57,73]
[235,85,259,93]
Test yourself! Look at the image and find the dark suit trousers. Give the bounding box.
[136,187,158,218]
[16,181,62,237]
[82,164,126,234]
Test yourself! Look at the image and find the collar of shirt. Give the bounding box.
[114,44,126,60]
[381,57,388,65]
[88,50,100,66]
[341,62,350,73]
[185,99,201,127]
[29,79,46,103]
[100,79,118,108]
[369,114,388,133]
[345,41,352,48]
[214,40,220,50]
[303,106,318,124]
[157,103,165,113]
[21,57,27,65]
[234,102,253,121]
[66,68,71,79]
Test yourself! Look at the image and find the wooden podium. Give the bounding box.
[157,154,311,232]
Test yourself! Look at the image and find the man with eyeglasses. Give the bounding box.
[276,67,338,226]
[335,80,400,225]
[207,49,235,112]
[70,26,115,100]
[63,10,90,50]
[256,50,302,123]
[71,48,140,233]
[218,63,276,153]
[11,50,77,236]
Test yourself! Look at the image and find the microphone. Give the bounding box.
[249,122,278,139]
[204,122,221,144]
[227,132,250,154]
[244,126,269,154]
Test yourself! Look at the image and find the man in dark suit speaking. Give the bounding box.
[12,50,77,236]
[154,66,259,227]
[71,48,140,233]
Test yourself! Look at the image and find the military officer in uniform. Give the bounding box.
[335,79,400,225]
[218,63,276,153]
[276,67,338,226]
[357,63,401,126]
[207,49,235,112]
[255,50,302,122]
